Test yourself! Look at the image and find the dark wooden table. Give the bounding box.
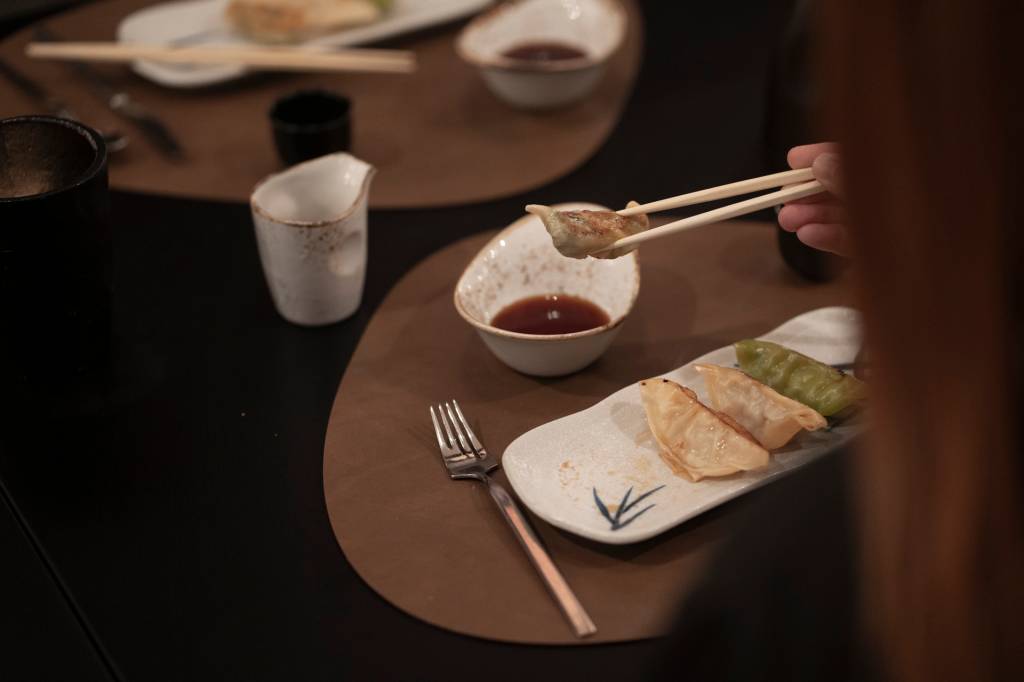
[0,1,802,679]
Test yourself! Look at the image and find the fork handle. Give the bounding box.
[483,477,597,638]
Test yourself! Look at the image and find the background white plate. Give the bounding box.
[116,0,493,88]
[503,306,862,545]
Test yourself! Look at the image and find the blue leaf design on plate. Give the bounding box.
[593,484,666,531]
[592,487,615,526]
[613,503,656,530]
[619,484,665,517]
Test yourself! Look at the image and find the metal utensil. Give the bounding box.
[34,27,183,160]
[429,400,597,638]
[0,57,128,152]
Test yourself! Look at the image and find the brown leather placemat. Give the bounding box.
[323,219,852,644]
[0,0,643,208]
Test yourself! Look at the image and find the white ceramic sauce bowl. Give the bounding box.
[251,153,375,326]
[456,0,627,110]
[454,203,640,377]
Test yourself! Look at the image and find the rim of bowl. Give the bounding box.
[0,115,107,204]
[268,88,352,134]
[455,0,627,74]
[453,206,641,342]
[250,152,376,228]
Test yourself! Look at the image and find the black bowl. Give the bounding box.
[0,115,111,383]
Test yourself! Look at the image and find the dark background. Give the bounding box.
[0,1,804,679]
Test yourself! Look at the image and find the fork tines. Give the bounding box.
[430,400,488,464]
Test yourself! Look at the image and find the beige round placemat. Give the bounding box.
[0,0,643,208]
[323,219,853,644]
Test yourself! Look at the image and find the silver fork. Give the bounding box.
[430,400,597,638]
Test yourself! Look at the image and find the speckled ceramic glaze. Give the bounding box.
[251,153,375,326]
[502,307,863,544]
[454,203,640,376]
[456,0,627,109]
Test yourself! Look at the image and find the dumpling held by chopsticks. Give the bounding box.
[525,202,649,259]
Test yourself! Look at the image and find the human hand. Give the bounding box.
[777,143,849,256]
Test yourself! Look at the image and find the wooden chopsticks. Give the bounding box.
[594,169,825,254]
[25,41,417,75]
[617,167,815,217]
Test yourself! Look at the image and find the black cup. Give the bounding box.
[764,4,843,282]
[269,90,352,166]
[0,115,111,384]
[776,218,839,282]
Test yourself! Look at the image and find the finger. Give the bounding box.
[796,223,851,256]
[787,142,840,169]
[783,191,838,206]
[778,203,846,232]
[812,153,844,198]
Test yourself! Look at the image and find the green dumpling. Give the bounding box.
[734,339,865,417]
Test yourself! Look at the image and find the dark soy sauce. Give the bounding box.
[501,42,588,63]
[491,294,610,335]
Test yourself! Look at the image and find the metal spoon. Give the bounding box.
[49,104,129,152]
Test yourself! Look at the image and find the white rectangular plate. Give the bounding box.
[502,306,862,545]
[116,0,493,88]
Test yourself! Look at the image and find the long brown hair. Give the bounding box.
[818,0,1024,679]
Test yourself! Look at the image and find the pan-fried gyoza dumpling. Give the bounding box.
[639,377,770,481]
[226,0,389,43]
[695,364,827,450]
[524,202,649,259]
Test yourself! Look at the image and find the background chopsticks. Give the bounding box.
[26,41,417,74]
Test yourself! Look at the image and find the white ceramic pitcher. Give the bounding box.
[250,153,376,326]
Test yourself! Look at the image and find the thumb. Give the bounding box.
[812,153,844,198]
